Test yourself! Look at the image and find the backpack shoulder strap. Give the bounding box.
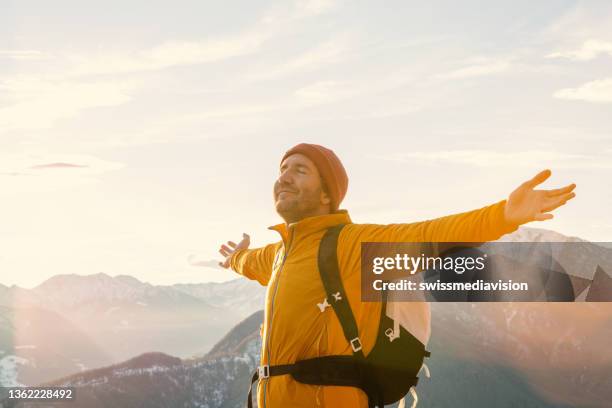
[318,224,365,359]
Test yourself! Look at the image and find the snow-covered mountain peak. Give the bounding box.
[498,227,587,243]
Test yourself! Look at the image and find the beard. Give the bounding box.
[274,181,323,224]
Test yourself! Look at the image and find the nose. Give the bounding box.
[278,168,293,185]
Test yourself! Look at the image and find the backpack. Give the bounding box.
[246,224,431,408]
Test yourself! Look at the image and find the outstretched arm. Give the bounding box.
[420,169,576,242]
[343,169,576,244]
[218,233,279,286]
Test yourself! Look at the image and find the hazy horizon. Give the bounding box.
[2,225,611,290]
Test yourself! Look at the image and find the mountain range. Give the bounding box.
[0,227,610,407]
[0,273,265,386]
[6,301,609,407]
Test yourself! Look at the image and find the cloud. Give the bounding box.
[0,0,341,136]
[0,50,49,61]
[67,34,271,77]
[0,0,340,83]
[296,0,338,16]
[544,3,612,45]
[0,78,134,131]
[0,154,124,194]
[247,36,352,81]
[365,105,422,118]
[0,154,124,175]
[554,78,612,103]
[29,162,89,170]
[61,0,339,78]
[373,150,612,169]
[263,0,339,24]
[294,80,355,105]
[187,255,222,269]
[138,70,421,135]
[547,39,612,61]
[434,57,512,80]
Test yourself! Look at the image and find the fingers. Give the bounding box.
[219,233,250,262]
[219,244,234,257]
[534,213,554,221]
[542,192,576,212]
[523,169,551,189]
[548,191,576,204]
[546,183,576,197]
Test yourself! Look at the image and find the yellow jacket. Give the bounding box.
[230,200,518,408]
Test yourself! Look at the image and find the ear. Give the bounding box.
[320,189,331,206]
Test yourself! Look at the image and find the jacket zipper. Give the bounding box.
[262,228,294,408]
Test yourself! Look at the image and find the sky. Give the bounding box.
[1,0,611,288]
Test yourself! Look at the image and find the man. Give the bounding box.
[218,143,576,408]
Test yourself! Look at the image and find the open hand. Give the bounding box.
[504,169,576,226]
[218,233,250,269]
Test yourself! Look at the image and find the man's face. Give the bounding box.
[274,153,330,223]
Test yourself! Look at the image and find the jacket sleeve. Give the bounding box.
[342,199,519,244]
[229,242,281,286]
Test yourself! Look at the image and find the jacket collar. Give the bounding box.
[268,209,352,245]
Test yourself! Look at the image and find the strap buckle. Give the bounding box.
[257,365,270,379]
[350,337,362,353]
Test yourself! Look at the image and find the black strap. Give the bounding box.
[245,357,390,408]
[246,364,297,408]
[318,224,366,359]
[246,370,258,408]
